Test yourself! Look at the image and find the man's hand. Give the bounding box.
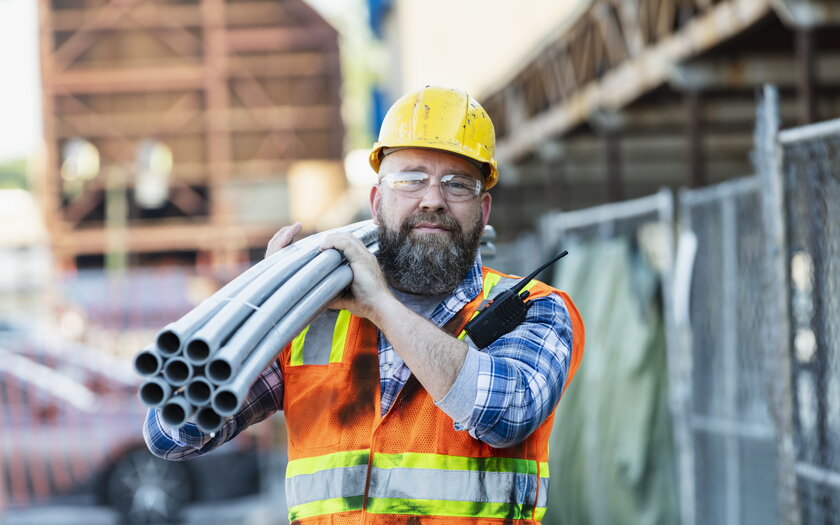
[320,232,396,323]
[265,222,302,258]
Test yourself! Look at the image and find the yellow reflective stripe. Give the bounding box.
[535,506,547,521]
[286,449,370,478]
[289,325,309,366]
[523,279,537,293]
[373,451,537,475]
[482,273,503,299]
[329,310,351,363]
[288,495,364,521]
[540,461,550,477]
[367,497,534,520]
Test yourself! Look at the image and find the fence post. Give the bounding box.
[756,84,800,525]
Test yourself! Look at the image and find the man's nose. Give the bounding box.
[417,180,447,211]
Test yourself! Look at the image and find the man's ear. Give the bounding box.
[480,192,492,226]
[370,184,381,225]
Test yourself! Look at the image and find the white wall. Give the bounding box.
[384,0,590,99]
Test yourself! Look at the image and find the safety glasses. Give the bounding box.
[379,171,483,202]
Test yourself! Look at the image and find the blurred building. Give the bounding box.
[369,0,840,240]
[37,0,346,272]
[0,189,51,315]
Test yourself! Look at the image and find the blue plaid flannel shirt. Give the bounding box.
[144,256,574,458]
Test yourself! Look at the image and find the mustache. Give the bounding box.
[402,211,461,232]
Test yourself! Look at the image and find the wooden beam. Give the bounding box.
[226,26,337,53]
[685,89,707,187]
[670,53,840,91]
[773,0,840,27]
[54,221,279,255]
[795,29,817,124]
[51,65,206,94]
[51,3,203,31]
[495,0,773,163]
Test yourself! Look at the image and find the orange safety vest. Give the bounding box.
[280,267,584,524]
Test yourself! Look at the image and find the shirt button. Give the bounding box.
[383,363,391,371]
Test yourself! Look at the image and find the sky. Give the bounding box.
[0,0,41,163]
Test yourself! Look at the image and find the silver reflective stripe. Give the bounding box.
[537,477,549,508]
[489,276,522,299]
[302,310,339,365]
[368,467,537,505]
[285,464,369,508]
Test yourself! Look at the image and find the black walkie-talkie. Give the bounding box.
[464,250,568,348]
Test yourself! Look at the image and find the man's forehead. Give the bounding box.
[381,148,483,179]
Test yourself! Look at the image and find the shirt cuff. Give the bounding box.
[434,346,481,426]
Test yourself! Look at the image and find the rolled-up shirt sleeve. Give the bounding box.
[434,293,573,448]
[143,358,285,460]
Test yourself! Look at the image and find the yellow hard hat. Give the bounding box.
[369,86,499,189]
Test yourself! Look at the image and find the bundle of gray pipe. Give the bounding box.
[134,221,497,434]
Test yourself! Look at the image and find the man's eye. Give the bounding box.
[444,180,469,191]
[393,178,425,187]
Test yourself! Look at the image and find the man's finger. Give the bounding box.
[265,222,302,257]
[320,232,368,259]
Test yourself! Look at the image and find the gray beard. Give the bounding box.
[376,210,483,296]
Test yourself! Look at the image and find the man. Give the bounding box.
[145,86,584,523]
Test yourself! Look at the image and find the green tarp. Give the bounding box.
[543,237,679,525]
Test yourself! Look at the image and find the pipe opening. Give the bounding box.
[214,390,238,415]
[162,402,187,427]
[196,407,222,433]
[186,339,211,363]
[157,331,181,355]
[208,360,232,384]
[140,382,165,405]
[187,380,212,404]
[134,351,161,376]
[164,359,190,383]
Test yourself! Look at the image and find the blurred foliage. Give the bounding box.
[0,158,28,189]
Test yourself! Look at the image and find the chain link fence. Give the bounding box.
[673,176,780,525]
[778,114,840,525]
[667,86,840,525]
[525,86,840,524]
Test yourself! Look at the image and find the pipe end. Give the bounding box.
[207,359,232,384]
[157,331,181,356]
[161,400,191,428]
[186,379,213,406]
[196,407,224,434]
[213,389,239,416]
[134,350,162,377]
[163,358,192,386]
[139,380,168,407]
[185,339,211,364]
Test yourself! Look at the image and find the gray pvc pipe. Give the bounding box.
[138,377,172,408]
[133,345,163,377]
[480,242,496,259]
[161,395,195,429]
[185,376,216,406]
[211,254,368,416]
[184,223,378,366]
[195,406,225,434]
[206,247,357,385]
[482,225,497,242]
[156,220,374,356]
[162,356,194,387]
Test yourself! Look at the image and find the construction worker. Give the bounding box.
[144,86,584,523]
